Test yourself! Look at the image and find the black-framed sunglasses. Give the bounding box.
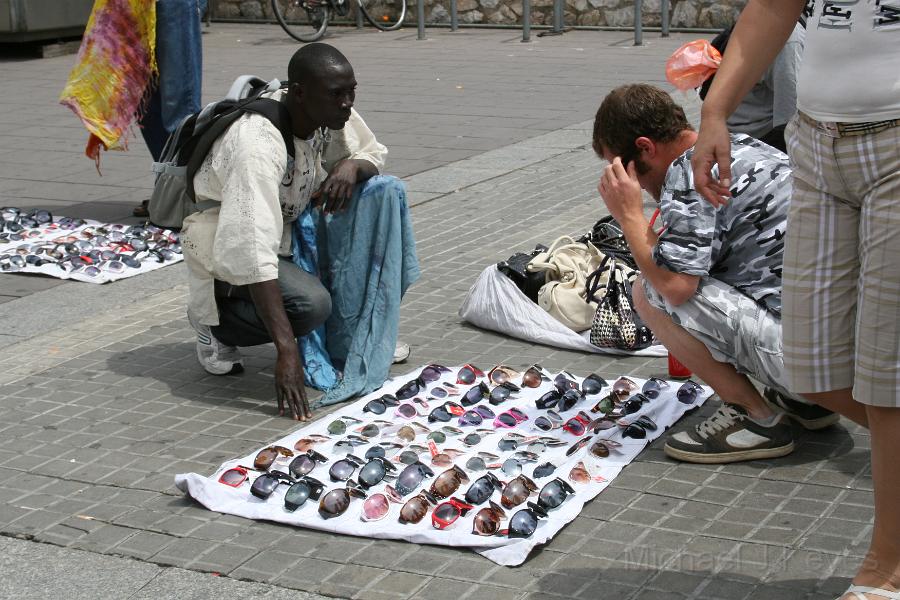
[676,380,704,404]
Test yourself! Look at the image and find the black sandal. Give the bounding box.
[133,199,150,218]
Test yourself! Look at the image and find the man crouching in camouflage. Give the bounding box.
[592,84,837,464]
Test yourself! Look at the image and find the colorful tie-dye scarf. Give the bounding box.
[60,0,157,163]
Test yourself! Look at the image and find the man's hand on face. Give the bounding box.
[598,157,644,227]
[313,159,359,214]
[274,348,312,421]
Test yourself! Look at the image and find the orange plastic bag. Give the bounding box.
[665,39,722,91]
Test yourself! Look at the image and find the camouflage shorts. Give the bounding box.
[643,276,801,402]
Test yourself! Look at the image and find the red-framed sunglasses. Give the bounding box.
[562,411,593,436]
[218,465,251,487]
[457,363,485,385]
[431,497,475,530]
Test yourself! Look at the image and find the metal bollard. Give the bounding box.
[522,0,531,41]
[553,0,563,32]
[417,0,426,39]
[633,0,642,46]
[660,0,669,36]
[356,1,364,28]
[450,0,458,30]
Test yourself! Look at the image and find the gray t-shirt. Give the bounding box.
[727,23,805,139]
[653,134,791,316]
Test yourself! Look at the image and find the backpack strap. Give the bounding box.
[184,98,295,201]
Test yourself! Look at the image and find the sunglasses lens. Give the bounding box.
[329,460,356,481]
[533,462,556,478]
[400,498,427,523]
[289,455,314,477]
[459,411,483,426]
[433,502,459,527]
[624,424,647,439]
[430,387,448,398]
[250,474,278,499]
[284,482,311,511]
[465,457,486,472]
[427,431,447,444]
[458,368,476,384]
[365,446,386,459]
[359,461,386,487]
[591,442,610,458]
[677,384,699,403]
[360,424,379,438]
[319,490,350,518]
[421,367,442,382]
[362,494,390,521]
[490,387,510,403]
[364,400,386,414]
[399,451,419,465]
[328,421,347,435]
[538,482,565,509]
[498,438,517,451]
[476,405,496,418]
[498,413,517,427]
[502,459,521,477]
[220,468,245,486]
[254,448,276,470]
[397,404,417,418]
[565,420,585,436]
[535,417,553,431]
[462,433,481,447]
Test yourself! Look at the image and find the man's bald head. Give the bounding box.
[288,43,352,86]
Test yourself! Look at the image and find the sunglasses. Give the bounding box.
[459,405,496,427]
[641,377,671,399]
[357,457,397,489]
[462,382,490,407]
[590,393,617,415]
[284,476,325,511]
[429,383,461,399]
[622,415,658,439]
[507,502,549,538]
[557,389,585,412]
[293,434,331,453]
[428,400,464,423]
[532,462,557,479]
[562,411,594,436]
[360,487,404,522]
[457,363,485,385]
[554,371,579,392]
[250,470,293,499]
[590,438,623,458]
[568,460,603,484]
[521,364,550,388]
[395,402,421,420]
[621,393,651,415]
[254,446,294,471]
[431,497,475,530]
[536,477,575,510]
[288,449,328,478]
[472,500,507,536]
[399,490,437,524]
[328,455,365,482]
[500,474,538,509]
[464,472,503,505]
[395,462,436,496]
[581,373,608,395]
[218,465,251,487]
[362,394,400,415]
[318,484,367,519]
[396,377,427,400]
[493,407,529,428]
[488,382,520,406]
[326,416,363,435]
[430,465,470,500]
[677,380,704,404]
[364,443,402,460]
[534,410,563,432]
[487,365,521,385]
[431,449,466,468]
[464,451,499,472]
[535,389,562,410]
[420,363,452,382]
[612,377,639,401]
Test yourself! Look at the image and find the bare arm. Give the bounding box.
[693,0,806,207]
[599,158,700,306]
[314,158,378,213]
[248,279,311,421]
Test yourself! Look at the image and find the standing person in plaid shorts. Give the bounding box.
[691,1,900,599]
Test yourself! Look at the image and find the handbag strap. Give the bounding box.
[585,255,614,303]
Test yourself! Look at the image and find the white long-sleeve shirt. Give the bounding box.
[181,91,387,326]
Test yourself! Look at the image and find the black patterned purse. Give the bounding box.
[587,259,654,350]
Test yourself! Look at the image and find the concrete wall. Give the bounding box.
[216,0,746,28]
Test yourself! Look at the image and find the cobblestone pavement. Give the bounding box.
[0,25,874,600]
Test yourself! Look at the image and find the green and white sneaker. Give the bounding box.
[664,404,795,464]
[763,387,840,430]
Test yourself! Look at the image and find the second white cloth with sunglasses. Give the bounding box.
[460,265,667,357]
[175,365,711,566]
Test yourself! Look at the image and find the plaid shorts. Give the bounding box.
[642,277,803,403]
[783,112,900,407]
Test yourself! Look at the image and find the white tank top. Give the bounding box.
[797,0,900,122]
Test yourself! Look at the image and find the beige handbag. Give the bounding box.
[528,235,608,331]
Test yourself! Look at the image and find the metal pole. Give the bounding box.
[660,0,669,36]
[521,0,530,41]
[355,1,364,28]
[553,0,563,32]
[417,0,426,39]
[450,0,458,31]
[633,0,642,46]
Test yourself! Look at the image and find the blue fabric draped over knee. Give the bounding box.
[291,175,420,405]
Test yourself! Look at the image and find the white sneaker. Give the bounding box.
[188,311,244,375]
[393,341,410,364]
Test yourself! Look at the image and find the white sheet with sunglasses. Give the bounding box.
[175,366,712,566]
[459,265,668,357]
[0,212,182,284]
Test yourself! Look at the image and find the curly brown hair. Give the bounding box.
[592,84,692,164]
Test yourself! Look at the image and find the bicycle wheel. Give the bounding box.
[357,0,406,31]
[272,0,331,43]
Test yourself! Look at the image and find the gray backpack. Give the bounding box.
[148,76,295,229]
